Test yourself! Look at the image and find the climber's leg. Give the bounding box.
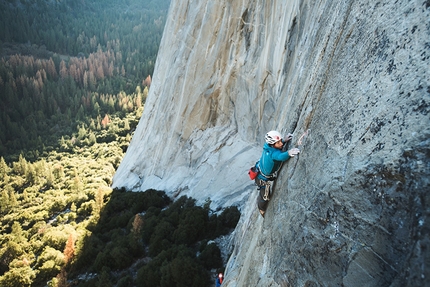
[255,179,271,217]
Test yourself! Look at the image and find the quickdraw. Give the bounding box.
[256,179,272,201]
[262,180,271,201]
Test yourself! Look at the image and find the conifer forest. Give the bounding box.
[0,1,239,286]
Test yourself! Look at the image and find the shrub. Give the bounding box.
[77,200,94,217]
[140,213,159,244]
[136,261,162,287]
[36,260,61,286]
[49,198,67,214]
[218,206,241,228]
[96,268,114,287]
[71,234,103,272]
[36,246,65,268]
[42,228,69,251]
[216,206,241,235]
[160,256,210,287]
[0,264,37,287]
[148,221,175,256]
[0,241,24,274]
[117,275,133,287]
[198,243,223,270]
[93,250,112,271]
[109,246,133,270]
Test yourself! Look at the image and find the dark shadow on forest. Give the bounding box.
[66,188,240,287]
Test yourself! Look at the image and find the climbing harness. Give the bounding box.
[256,161,279,181]
[259,166,277,180]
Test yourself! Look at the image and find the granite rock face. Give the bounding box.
[113,0,429,286]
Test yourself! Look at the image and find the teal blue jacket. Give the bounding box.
[257,142,290,180]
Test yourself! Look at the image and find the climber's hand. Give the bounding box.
[284,133,293,142]
[288,148,300,157]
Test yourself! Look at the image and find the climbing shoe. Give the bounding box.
[259,209,265,217]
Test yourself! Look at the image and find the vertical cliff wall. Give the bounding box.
[113,0,429,286]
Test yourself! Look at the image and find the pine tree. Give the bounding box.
[59,60,68,79]
[107,96,115,113]
[46,165,55,189]
[70,203,77,213]
[0,189,10,213]
[63,234,75,265]
[132,214,144,235]
[77,124,86,140]
[11,221,25,244]
[13,154,27,176]
[101,114,110,129]
[0,156,10,181]
[88,132,97,145]
[89,119,96,130]
[72,168,82,192]
[93,102,100,116]
[6,186,18,208]
[46,58,58,80]
[144,75,152,87]
[143,86,149,100]
[25,163,36,185]
[53,164,65,180]
[94,187,104,216]
[124,119,130,130]
[55,269,68,287]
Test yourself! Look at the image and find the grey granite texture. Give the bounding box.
[113,0,429,286]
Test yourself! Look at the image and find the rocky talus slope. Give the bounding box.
[113,0,429,286]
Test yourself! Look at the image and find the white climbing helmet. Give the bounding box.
[265,130,282,144]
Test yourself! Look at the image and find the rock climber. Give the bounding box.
[254,130,300,217]
[215,272,223,286]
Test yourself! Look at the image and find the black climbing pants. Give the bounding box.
[255,179,272,212]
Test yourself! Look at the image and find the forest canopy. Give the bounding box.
[0,1,245,287]
[0,0,170,158]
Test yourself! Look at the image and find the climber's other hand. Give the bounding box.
[288,148,300,157]
[285,133,293,141]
